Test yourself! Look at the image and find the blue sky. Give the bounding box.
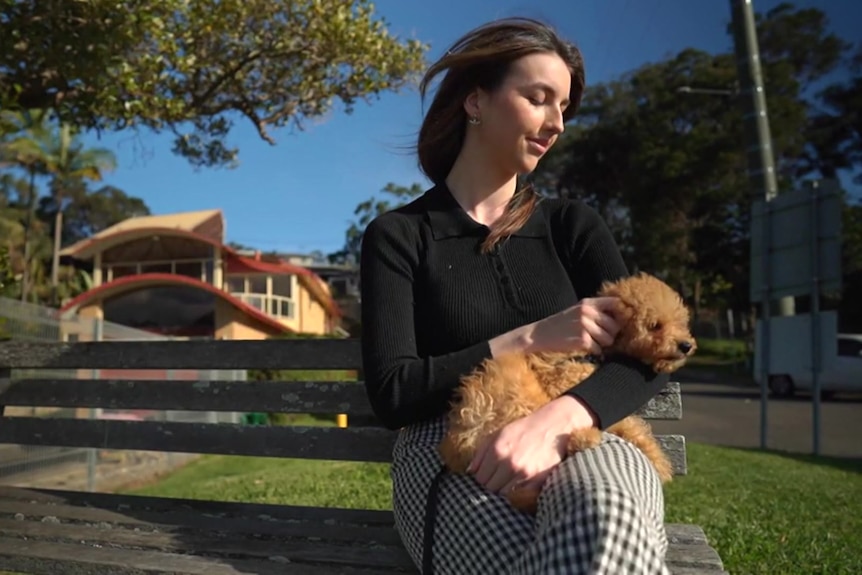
[80,0,860,256]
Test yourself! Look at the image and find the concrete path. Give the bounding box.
[653,373,862,459]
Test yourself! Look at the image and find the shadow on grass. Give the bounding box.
[711,443,862,475]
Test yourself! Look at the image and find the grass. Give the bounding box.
[687,337,753,380]
[664,443,862,575]
[118,442,862,575]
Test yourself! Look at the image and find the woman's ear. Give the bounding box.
[463,88,484,120]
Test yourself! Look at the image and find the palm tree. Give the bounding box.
[0,109,52,302]
[41,122,116,304]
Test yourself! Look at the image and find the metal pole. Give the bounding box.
[730,0,793,451]
[87,318,103,492]
[730,0,794,316]
[809,181,822,455]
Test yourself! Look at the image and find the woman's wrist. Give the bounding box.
[489,322,537,357]
[542,395,597,433]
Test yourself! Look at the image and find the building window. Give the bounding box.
[272,274,292,298]
[247,274,267,294]
[226,273,296,320]
[140,262,173,275]
[226,276,245,293]
[175,261,203,281]
[109,264,138,281]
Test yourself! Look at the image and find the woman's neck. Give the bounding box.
[445,141,517,227]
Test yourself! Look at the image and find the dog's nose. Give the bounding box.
[678,341,693,354]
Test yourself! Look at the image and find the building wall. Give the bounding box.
[277,285,328,335]
[214,298,280,340]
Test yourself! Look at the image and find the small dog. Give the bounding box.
[438,272,696,514]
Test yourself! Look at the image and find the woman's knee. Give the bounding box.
[538,435,665,516]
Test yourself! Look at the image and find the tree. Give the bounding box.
[35,122,117,302]
[0,244,14,298]
[1,0,427,168]
[804,42,862,182]
[0,109,52,301]
[530,3,858,320]
[330,182,424,264]
[47,184,150,245]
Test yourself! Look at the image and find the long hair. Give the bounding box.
[417,18,585,252]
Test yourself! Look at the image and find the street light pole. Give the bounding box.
[729,0,794,318]
[729,0,797,453]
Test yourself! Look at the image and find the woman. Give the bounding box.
[360,17,671,575]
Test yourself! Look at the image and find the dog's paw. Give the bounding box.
[567,427,603,454]
[507,485,541,515]
[437,435,471,474]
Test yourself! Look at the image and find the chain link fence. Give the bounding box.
[0,297,247,493]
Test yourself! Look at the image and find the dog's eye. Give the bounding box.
[649,321,663,331]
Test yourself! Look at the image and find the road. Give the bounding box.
[650,377,862,459]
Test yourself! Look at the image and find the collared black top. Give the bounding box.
[359,183,668,430]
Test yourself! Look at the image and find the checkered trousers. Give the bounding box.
[391,415,671,574]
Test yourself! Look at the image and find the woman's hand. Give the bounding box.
[531,296,621,355]
[468,395,596,496]
[489,296,621,359]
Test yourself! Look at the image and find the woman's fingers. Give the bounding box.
[579,297,620,349]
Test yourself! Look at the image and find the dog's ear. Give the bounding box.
[610,297,635,325]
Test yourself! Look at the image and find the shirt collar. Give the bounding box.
[425,183,548,240]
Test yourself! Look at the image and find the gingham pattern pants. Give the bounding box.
[391,416,671,574]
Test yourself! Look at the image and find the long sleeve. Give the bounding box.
[555,201,670,429]
[359,215,493,430]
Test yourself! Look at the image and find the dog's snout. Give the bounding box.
[677,341,693,355]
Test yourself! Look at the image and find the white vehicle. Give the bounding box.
[768,333,862,398]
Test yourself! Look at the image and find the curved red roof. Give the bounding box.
[60,273,293,335]
[60,225,338,316]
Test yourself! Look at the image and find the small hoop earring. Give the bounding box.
[468,115,481,126]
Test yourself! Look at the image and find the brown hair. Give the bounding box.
[417,17,585,252]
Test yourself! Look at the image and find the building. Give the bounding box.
[281,253,361,333]
[57,209,342,340]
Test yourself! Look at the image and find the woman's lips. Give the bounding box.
[527,137,550,154]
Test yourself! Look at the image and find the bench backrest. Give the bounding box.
[0,339,686,472]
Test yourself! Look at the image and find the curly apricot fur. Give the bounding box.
[438,272,696,514]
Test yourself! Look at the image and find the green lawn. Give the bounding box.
[121,442,862,575]
[687,337,753,380]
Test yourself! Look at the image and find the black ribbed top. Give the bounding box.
[359,183,668,430]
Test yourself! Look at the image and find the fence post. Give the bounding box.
[87,318,103,493]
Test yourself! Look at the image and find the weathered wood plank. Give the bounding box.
[0,514,723,573]
[0,378,682,420]
[0,418,397,462]
[0,498,403,546]
[0,518,416,571]
[0,484,721,573]
[0,537,398,574]
[659,434,688,476]
[0,418,688,473]
[0,339,363,370]
[0,486,396,527]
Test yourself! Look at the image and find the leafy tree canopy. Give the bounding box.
[1,0,428,168]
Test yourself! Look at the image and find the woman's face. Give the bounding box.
[468,51,571,176]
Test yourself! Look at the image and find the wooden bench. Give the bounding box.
[0,338,726,574]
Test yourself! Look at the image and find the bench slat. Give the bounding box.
[0,417,688,474]
[0,518,416,571]
[0,537,392,575]
[0,485,396,527]
[0,498,403,546]
[0,379,683,420]
[0,418,396,462]
[0,339,362,370]
[0,487,724,574]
